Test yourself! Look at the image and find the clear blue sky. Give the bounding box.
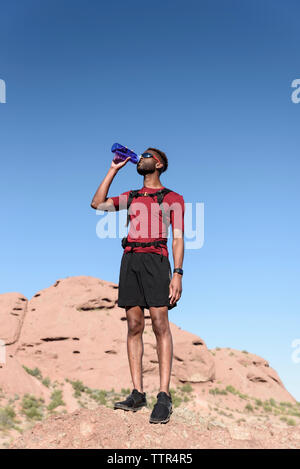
[1,0,299,400]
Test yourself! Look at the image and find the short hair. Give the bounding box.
[146,147,168,175]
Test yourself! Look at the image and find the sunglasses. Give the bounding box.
[140,152,161,163]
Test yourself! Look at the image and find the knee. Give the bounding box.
[152,319,169,336]
[127,319,144,336]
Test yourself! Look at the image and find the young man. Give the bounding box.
[90,147,185,424]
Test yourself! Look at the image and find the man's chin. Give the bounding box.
[137,167,155,176]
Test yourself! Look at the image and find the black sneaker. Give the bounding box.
[149,391,173,424]
[114,389,147,412]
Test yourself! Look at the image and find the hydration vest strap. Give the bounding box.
[121,237,167,261]
[125,188,172,228]
[125,190,140,227]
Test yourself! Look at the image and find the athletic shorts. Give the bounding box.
[117,252,177,310]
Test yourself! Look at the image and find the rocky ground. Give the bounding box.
[1,275,299,449]
[8,402,300,449]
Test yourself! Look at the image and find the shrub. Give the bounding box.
[225,385,237,395]
[263,404,272,413]
[245,403,254,412]
[180,383,193,393]
[169,389,182,408]
[279,401,293,408]
[23,366,42,380]
[209,387,228,396]
[21,394,44,420]
[90,390,107,405]
[0,406,16,429]
[47,390,65,411]
[69,380,86,397]
[42,377,51,388]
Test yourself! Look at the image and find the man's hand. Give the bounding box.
[110,156,131,171]
[169,274,182,305]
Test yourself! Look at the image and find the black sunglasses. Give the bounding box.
[140,152,161,163]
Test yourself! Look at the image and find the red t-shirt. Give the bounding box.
[110,186,185,258]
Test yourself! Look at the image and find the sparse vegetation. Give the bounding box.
[0,406,17,430]
[21,394,44,421]
[245,403,254,412]
[180,383,193,393]
[279,401,293,408]
[218,410,234,418]
[280,416,297,426]
[47,390,65,411]
[224,385,248,400]
[263,403,272,413]
[237,418,246,424]
[169,388,183,408]
[225,385,237,394]
[209,387,228,396]
[1,370,299,449]
[42,377,51,388]
[67,379,87,398]
[89,389,107,405]
[288,409,300,418]
[22,366,42,380]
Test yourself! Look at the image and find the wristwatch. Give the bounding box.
[173,268,183,276]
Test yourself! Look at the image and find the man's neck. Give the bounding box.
[142,175,164,189]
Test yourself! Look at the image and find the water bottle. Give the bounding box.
[111,143,141,164]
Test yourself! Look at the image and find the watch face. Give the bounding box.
[174,268,183,275]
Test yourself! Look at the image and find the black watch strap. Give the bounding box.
[173,268,183,276]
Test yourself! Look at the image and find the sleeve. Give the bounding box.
[109,190,130,211]
[170,194,185,233]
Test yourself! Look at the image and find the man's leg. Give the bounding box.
[126,305,145,393]
[149,306,173,397]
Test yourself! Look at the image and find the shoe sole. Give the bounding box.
[114,403,147,412]
[149,408,173,424]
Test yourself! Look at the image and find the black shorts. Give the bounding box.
[117,252,177,310]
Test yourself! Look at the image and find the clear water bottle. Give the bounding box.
[111,143,141,164]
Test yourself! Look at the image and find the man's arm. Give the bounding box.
[168,194,185,305]
[90,156,131,210]
[172,230,184,269]
[169,229,184,305]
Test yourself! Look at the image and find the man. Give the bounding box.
[90,147,185,424]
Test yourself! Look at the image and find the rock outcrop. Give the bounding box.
[0,275,299,449]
